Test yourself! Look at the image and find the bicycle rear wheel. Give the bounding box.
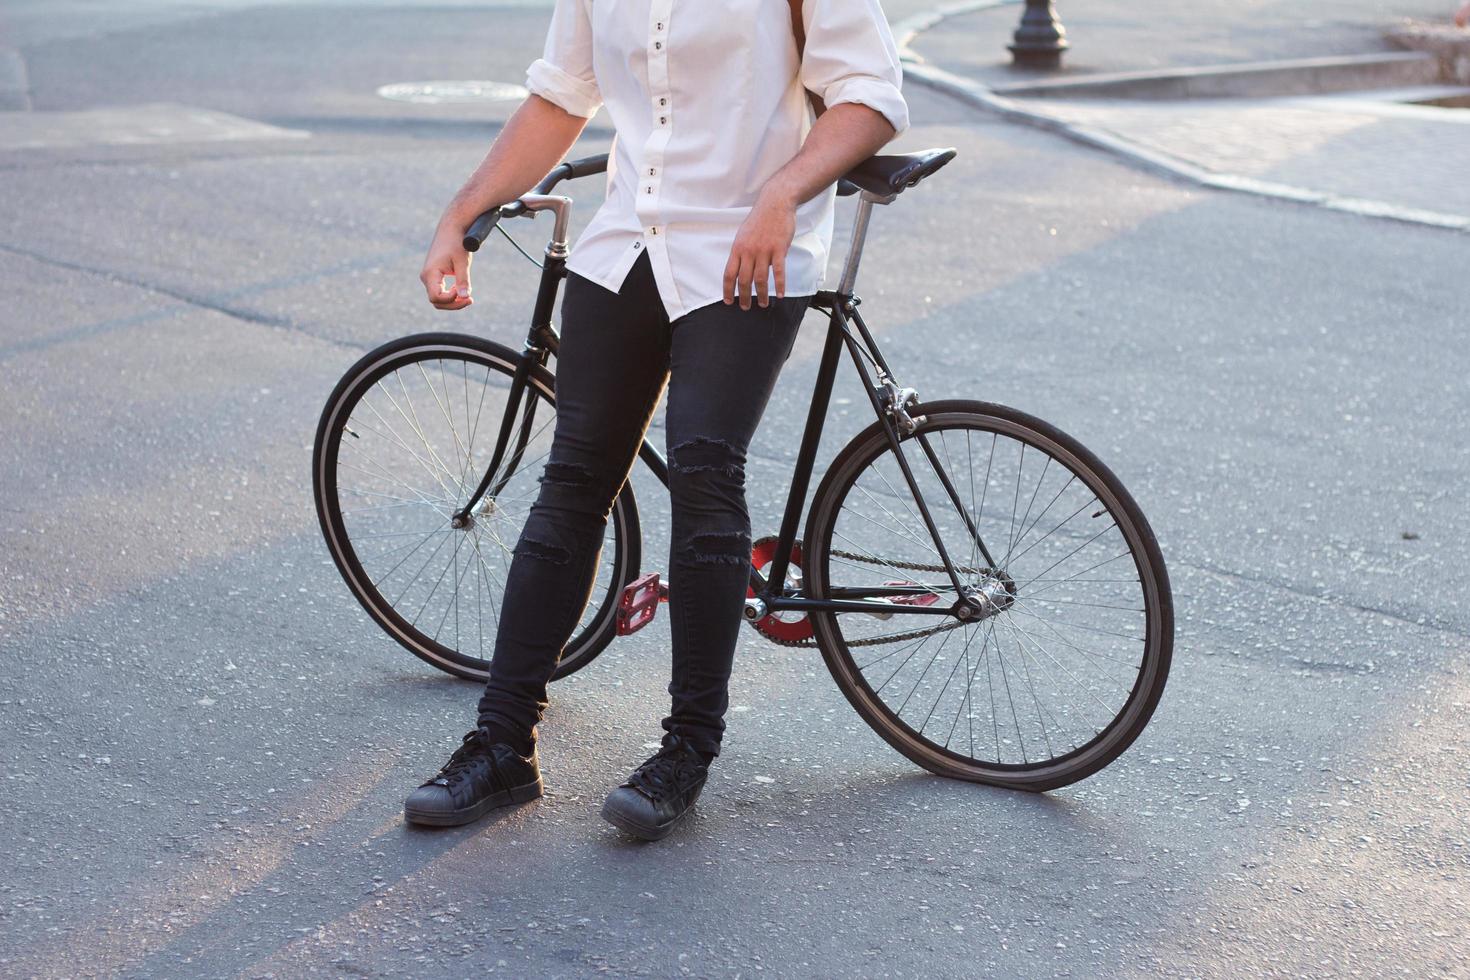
[804,400,1171,791]
[313,332,639,681]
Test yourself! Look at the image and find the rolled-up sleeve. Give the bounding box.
[524,0,602,119]
[798,0,910,136]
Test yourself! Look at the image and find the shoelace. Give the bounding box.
[433,731,501,790]
[629,743,703,799]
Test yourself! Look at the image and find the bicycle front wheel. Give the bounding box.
[804,400,1172,791]
[312,332,640,682]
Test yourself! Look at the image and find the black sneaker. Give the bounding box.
[600,734,710,841]
[404,728,543,827]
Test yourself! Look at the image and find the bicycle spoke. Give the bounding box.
[849,479,948,566]
[1018,552,1135,596]
[354,400,463,505]
[917,620,975,738]
[1002,473,1076,570]
[1004,452,1050,569]
[393,370,464,497]
[412,530,464,627]
[997,609,1140,671]
[336,458,453,510]
[435,528,474,645]
[992,612,1027,764]
[1002,495,1100,572]
[855,629,940,671]
[1005,442,1025,565]
[894,625,958,717]
[993,613,1122,718]
[871,627,942,697]
[388,523,455,607]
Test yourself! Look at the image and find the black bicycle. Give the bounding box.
[313,148,1173,791]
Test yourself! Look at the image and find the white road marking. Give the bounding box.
[0,102,309,152]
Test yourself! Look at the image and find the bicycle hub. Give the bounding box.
[954,572,1016,622]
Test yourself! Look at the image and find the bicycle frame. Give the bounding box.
[454,182,1001,627]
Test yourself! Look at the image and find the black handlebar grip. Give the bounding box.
[462,208,503,252]
[564,153,610,179]
[532,163,573,196]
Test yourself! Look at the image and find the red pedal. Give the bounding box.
[616,571,663,636]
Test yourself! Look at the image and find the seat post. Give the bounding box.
[836,191,890,296]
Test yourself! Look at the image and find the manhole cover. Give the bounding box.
[377,80,529,104]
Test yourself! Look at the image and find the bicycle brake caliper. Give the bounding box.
[878,377,924,435]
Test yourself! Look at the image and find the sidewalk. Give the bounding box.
[903,0,1470,230]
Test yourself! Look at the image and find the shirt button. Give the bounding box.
[648,167,656,176]
[659,116,667,125]
[654,41,662,50]
[659,97,667,106]
[656,21,664,30]
[633,241,641,249]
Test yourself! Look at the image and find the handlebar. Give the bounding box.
[462,152,610,252]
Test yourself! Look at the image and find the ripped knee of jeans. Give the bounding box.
[669,435,744,481]
[514,535,570,565]
[539,460,593,489]
[683,529,749,567]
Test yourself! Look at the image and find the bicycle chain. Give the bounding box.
[751,548,990,649]
[828,548,996,578]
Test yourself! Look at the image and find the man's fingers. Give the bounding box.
[423,267,472,311]
[723,252,739,305]
[737,253,755,311]
[727,238,790,309]
[422,268,452,299]
[732,252,752,310]
[452,254,473,301]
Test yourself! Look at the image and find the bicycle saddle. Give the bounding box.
[836,147,957,198]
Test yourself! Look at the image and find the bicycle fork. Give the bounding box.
[453,244,569,529]
[754,296,1008,627]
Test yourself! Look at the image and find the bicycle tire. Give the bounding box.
[313,332,640,682]
[804,399,1172,791]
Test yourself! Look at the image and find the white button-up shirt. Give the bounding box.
[523,0,910,321]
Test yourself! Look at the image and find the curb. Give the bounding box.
[894,10,1470,234]
[1388,20,1470,84]
[988,51,1440,100]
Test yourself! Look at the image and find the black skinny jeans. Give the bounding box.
[476,248,811,759]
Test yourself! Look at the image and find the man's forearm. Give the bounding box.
[439,94,590,231]
[760,102,898,209]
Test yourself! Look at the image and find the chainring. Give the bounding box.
[746,535,815,645]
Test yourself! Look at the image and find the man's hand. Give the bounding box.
[723,188,797,310]
[420,224,475,311]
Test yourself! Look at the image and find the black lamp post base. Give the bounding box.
[1007,43,1068,70]
[1009,0,1068,70]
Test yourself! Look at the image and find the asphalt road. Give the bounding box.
[2,2,1467,978]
